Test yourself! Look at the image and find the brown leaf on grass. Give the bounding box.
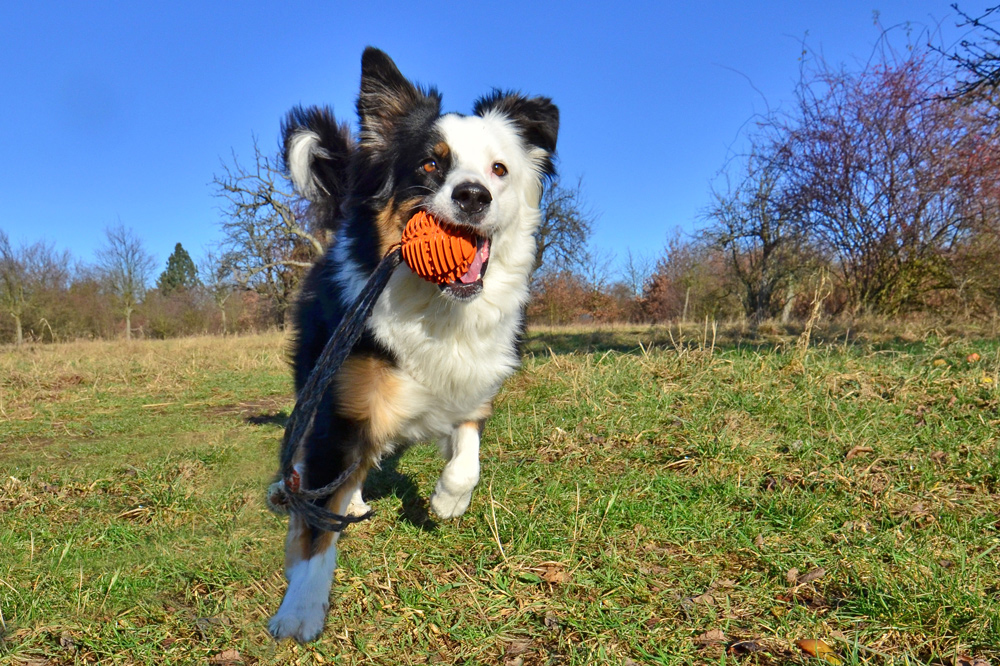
[754,534,765,548]
[797,567,826,584]
[208,650,243,665]
[845,446,873,460]
[797,639,833,657]
[945,656,991,666]
[931,450,948,463]
[540,563,569,584]
[728,640,766,655]
[694,628,726,645]
[786,568,800,584]
[967,353,981,363]
[505,639,532,657]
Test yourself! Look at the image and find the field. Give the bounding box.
[1,326,998,665]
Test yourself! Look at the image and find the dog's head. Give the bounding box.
[284,48,559,301]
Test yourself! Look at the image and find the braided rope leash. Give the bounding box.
[267,244,403,533]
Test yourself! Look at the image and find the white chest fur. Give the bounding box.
[367,226,535,441]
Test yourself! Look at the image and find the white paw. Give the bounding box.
[268,597,329,643]
[346,498,372,518]
[430,485,473,519]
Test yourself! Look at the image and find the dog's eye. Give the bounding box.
[421,159,438,174]
[492,162,508,177]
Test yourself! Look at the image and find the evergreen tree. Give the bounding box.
[156,243,199,294]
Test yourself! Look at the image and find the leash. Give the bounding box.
[266,243,403,532]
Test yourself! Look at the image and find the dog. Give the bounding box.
[268,47,558,642]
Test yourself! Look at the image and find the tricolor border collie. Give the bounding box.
[268,47,558,642]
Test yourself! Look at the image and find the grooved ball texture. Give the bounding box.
[400,211,477,284]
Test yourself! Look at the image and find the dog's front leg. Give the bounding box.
[268,477,359,643]
[430,420,482,519]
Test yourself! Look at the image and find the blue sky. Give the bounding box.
[0,1,989,279]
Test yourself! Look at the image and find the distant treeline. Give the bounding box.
[4,29,1000,344]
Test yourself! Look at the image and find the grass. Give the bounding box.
[0,326,998,665]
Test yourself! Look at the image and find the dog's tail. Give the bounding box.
[281,105,355,234]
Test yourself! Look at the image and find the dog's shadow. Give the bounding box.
[364,449,439,532]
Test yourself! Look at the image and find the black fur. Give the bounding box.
[281,106,354,231]
[473,90,560,178]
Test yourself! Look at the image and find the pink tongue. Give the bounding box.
[458,239,490,284]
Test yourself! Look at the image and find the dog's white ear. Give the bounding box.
[356,47,441,149]
[474,91,559,179]
[281,106,353,205]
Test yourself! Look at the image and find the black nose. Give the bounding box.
[452,182,492,215]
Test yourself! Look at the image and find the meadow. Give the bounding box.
[0,325,998,665]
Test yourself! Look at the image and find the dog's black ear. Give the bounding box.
[474,91,559,177]
[357,47,441,147]
[281,105,354,206]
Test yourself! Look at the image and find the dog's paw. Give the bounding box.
[268,598,329,643]
[430,487,473,519]
[346,497,372,518]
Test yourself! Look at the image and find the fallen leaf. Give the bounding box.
[933,358,947,367]
[786,568,800,585]
[505,639,532,657]
[729,640,766,655]
[208,650,243,665]
[797,567,826,584]
[930,451,948,463]
[967,353,981,363]
[694,628,726,645]
[949,656,992,666]
[797,639,843,665]
[845,446,873,460]
[540,564,570,584]
[754,534,765,548]
[542,611,559,630]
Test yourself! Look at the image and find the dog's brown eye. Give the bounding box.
[422,159,438,173]
[492,162,508,177]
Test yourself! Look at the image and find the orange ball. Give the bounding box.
[400,211,477,284]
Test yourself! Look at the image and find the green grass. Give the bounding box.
[1,328,998,665]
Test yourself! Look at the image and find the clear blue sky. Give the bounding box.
[0,1,988,278]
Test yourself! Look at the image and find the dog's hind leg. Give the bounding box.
[430,419,484,519]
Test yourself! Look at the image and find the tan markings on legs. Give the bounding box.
[334,356,413,446]
[309,466,369,558]
[283,513,311,574]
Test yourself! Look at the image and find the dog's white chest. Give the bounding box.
[369,271,522,439]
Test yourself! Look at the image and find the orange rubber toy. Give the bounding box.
[400,211,477,284]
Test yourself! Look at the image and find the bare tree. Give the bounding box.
[95,224,155,340]
[213,139,325,323]
[0,231,71,345]
[777,48,998,314]
[940,4,1000,102]
[703,141,804,323]
[200,250,239,334]
[535,177,598,274]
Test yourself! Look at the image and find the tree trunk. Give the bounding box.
[781,283,796,324]
[14,314,23,346]
[125,311,132,341]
